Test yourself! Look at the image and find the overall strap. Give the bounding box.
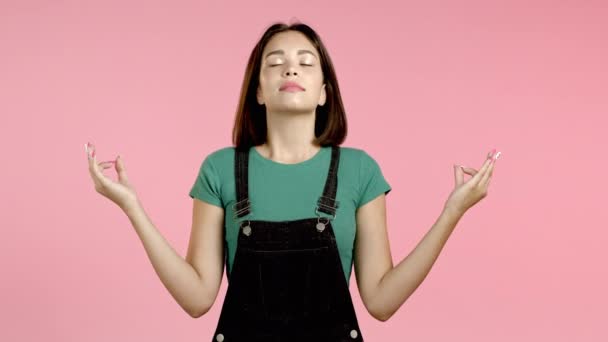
[316,145,340,219]
[233,147,251,219]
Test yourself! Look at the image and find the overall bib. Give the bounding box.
[210,145,364,342]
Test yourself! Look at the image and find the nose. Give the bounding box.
[283,60,299,77]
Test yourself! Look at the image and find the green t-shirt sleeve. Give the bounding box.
[357,150,392,209]
[189,155,223,208]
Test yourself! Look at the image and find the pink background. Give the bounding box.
[2,0,606,340]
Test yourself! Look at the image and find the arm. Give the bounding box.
[356,153,496,321]
[123,197,225,318]
[354,194,464,321]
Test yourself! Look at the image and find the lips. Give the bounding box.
[279,81,305,91]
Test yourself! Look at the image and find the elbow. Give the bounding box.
[188,304,210,319]
[189,311,204,319]
[372,309,392,322]
[188,282,220,318]
[187,297,212,318]
[188,308,202,319]
[367,300,393,322]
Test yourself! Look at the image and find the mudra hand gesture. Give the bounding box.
[85,142,139,210]
[444,149,501,215]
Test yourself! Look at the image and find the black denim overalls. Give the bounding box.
[210,145,364,342]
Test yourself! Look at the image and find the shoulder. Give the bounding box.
[338,145,372,164]
[339,146,387,181]
[192,146,235,178]
[337,145,366,158]
[203,146,236,165]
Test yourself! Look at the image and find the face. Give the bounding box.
[256,30,327,114]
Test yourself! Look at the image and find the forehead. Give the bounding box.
[262,31,318,57]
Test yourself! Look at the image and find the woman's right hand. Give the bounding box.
[86,142,139,211]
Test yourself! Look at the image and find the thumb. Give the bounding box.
[454,164,465,187]
[115,155,130,183]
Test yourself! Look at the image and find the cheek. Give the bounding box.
[258,75,270,90]
[259,70,277,85]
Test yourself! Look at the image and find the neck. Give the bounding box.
[258,109,320,163]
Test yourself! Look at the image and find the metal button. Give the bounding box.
[242,225,251,236]
[216,333,225,342]
[316,222,325,232]
[350,329,358,339]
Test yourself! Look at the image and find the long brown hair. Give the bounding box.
[232,21,348,152]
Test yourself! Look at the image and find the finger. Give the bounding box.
[93,156,112,188]
[461,149,497,178]
[479,158,495,189]
[86,143,101,187]
[454,164,464,187]
[480,152,499,189]
[471,155,493,186]
[95,158,118,178]
[87,144,111,188]
[98,160,116,167]
[115,155,131,185]
[460,166,478,176]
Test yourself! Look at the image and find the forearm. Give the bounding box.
[123,200,209,317]
[371,206,464,321]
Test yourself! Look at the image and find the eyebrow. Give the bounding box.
[264,49,317,59]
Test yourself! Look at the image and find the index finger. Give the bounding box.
[86,143,109,188]
[472,151,495,184]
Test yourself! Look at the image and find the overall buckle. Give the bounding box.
[232,198,251,219]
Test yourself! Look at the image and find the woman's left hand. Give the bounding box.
[444,149,500,215]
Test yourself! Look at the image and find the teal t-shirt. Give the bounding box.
[188,145,391,285]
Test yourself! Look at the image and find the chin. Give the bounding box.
[269,102,315,113]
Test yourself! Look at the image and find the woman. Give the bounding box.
[85,21,500,342]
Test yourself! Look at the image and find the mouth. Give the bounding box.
[280,86,305,92]
[279,81,305,91]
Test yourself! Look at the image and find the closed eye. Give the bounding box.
[269,64,314,67]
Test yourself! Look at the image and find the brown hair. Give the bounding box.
[232,21,348,152]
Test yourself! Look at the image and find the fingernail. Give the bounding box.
[487,148,496,160]
[491,151,501,164]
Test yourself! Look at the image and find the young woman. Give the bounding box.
[85,21,500,342]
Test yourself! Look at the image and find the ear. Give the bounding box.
[318,83,327,106]
[256,85,264,105]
